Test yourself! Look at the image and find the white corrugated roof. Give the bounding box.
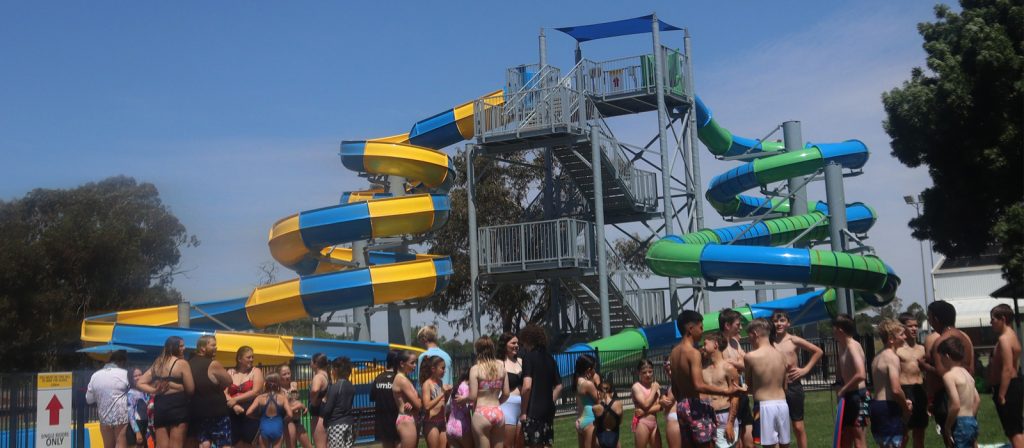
[920,297,1021,330]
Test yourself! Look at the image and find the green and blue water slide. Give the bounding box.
[568,96,899,367]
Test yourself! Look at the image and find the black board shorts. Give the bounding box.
[901,384,928,429]
[992,375,1024,437]
[153,393,189,428]
[785,380,805,421]
[737,393,753,426]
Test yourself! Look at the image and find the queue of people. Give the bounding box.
[84,302,1022,448]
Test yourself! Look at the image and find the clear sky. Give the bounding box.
[1,1,944,340]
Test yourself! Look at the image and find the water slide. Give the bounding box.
[570,96,899,366]
[79,91,502,366]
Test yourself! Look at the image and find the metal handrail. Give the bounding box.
[477,218,595,273]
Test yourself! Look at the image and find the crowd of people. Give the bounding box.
[84,302,1023,448]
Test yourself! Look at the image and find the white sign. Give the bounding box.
[36,372,72,448]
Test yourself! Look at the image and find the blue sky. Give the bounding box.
[1,1,944,339]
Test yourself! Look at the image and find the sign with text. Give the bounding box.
[36,372,72,448]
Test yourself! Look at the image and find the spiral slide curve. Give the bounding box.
[571,96,899,363]
[80,92,501,366]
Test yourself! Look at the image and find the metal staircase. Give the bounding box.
[559,275,640,332]
[550,138,658,224]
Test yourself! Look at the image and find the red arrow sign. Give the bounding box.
[45,394,62,425]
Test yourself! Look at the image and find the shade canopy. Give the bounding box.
[555,15,682,43]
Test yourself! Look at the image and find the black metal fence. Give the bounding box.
[0,337,842,447]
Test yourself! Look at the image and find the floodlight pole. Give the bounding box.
[467,145,482,340]
[652,14,678,316]
[539,28,547,67]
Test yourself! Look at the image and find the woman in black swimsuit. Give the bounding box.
[309,353,330,448]
[592,378,622,448]
[137,336,194,448]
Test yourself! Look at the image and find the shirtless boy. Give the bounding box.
[833,314,868,448]
[702,331,740,447]
[937,338,980,448]
[743,319,790,448]
[719,309,754,448]
[896,312,927,448]
[988,303,1023,447]
[920,301,974,436]
[670,310,743,448]
[771,310,822,448]
[869,319,912,448]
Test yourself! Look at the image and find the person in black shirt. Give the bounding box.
[321,357,356,448]
[518,325,563,448]
[370,351,401,448]
[188,335,233,448]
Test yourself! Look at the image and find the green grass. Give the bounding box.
[394,390,1007,447]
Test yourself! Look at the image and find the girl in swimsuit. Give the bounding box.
[631,359,663,448]
[247,372,292,448]
[420,356,452,448]
[574,354,599,448]
[498,333,524,448]
[308,353,330,448]
[227,346,265,448]
[447,368,473,448]
[660,359,682,448]
[592,378,623,448]
[392,350,424,448]
[277,365,313,448]
[137,336,194,448]
[469,337,509,448]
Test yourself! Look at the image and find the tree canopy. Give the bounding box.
[881,0,1023,290]
[422,148,546,334]
[0,176,197,371]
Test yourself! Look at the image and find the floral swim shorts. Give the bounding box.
[678,397,717,445]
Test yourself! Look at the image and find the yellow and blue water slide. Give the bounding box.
[80,92,502,366]
[570,96,899,364]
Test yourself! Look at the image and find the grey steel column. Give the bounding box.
[824,162,851,314]
[467,146,481,339]
[178,301,190,328]
[591,126,610,338]
[351,240,371,341]
[386,174,412,345]
[652,14,678,315]
[783,122,808,217]
[539,28,547,67]
[784,121,814,295]
[683,29,708,313]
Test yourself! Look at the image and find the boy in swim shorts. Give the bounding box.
[743,319,790,447]
[869,319,912,448]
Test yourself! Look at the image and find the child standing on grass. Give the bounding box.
[592,378,622,448]
[246,372,292,448]
[937,338,979,448]
[421,356,452,448]
[632,359,663,448]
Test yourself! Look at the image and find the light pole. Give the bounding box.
[904,194,933,309]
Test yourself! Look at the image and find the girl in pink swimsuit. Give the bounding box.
[469,337,509,448]
[631,359,663,448]
[447,368,473,448]
[392,350,424,448]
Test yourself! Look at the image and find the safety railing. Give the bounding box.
[595,130,659,209]
[474,86,596,141]
[564,48,689,100]
[478,218,595,274]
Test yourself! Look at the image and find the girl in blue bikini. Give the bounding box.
[574,355,600,448]
[247,372,292,448]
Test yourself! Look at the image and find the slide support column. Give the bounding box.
[824,162,852,314]
[652,14,678,317]
[351,240,371,341]
[386,175,412,345]
[784,121,814,295]
[178,301,190,328]
[591,126,611,338]
[683,29,708,313]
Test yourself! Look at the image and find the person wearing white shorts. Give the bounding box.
[714,409,739,447]
[757,400,791,447]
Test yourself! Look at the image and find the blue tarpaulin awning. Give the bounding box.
[555,14,682,43]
